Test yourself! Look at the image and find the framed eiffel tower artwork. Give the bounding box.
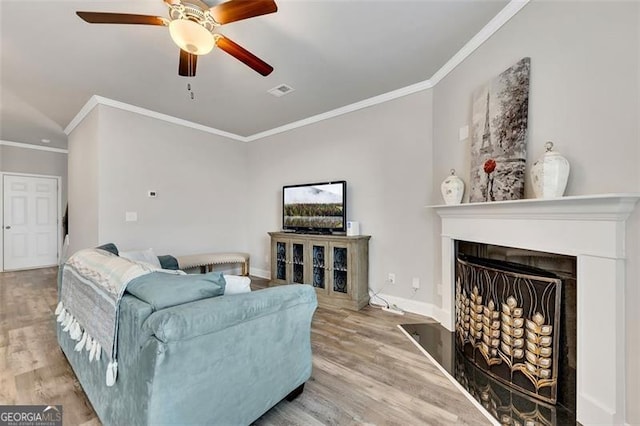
[470,58,530,203]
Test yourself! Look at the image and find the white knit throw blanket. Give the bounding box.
[56,248,159,386]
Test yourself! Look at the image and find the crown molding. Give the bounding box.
[64,95,248,142]
[63,95,99,136]
[246,79,434,141]
[63,0,529,143]
[0,140,68,154]
[430,0,530,85]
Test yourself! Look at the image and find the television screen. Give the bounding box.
[283,181,346,232]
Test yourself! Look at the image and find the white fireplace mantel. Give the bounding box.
[431,193,640,425]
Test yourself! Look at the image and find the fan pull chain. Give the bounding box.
[187,83,195,100]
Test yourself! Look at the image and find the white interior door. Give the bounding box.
[3,174,59,270]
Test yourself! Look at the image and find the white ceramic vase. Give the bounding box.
[441,169,465,205]
[530,141,570,199]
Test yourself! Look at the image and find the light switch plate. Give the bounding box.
[125,212,138,222]
[459,125,469,141]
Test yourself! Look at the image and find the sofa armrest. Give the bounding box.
[143,284,317,342]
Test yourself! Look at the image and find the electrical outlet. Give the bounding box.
[388,273,396,285]
[412,277,420,289]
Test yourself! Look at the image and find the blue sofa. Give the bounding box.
[57,259,317,425]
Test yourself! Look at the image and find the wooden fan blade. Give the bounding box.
[179,49,198,77]
[215,35,273,76]
[76,11,167,26]
[210,0,277,25]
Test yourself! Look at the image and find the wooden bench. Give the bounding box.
[176,252,250,276]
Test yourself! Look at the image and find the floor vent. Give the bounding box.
[268,84,295,97]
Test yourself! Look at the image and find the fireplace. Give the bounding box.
[431,195,639,425]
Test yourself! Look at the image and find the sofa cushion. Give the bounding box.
[126,272,226,310]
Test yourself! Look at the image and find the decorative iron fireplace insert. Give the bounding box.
[455,254,562,404]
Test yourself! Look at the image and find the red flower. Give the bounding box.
[484,159,496,174]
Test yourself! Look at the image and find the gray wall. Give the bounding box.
[67,104,250,257]
[247,90,434,300]
[0,144,68,207]
[631,3,640,419]
[96,106,249,256]
[430,1,640,421]
[67,108,100,254]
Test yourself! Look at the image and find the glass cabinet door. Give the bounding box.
[311,243,328,291]
[331,244,349,296]
[275,240,288,282]
[291,242,305,284]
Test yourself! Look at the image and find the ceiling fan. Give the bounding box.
[76,0,277,77]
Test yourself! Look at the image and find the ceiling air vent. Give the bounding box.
[268,84,295,97]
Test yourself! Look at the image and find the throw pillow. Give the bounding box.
[120,248,162,268]
[157,255,179,270]
[223,275,251,295]
[96,243,119,256]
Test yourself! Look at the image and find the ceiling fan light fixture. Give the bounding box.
[169,19,215,55]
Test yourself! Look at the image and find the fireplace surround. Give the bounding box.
[432,194,639,425]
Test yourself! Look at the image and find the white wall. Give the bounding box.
[430,1,640,421]
[247,90,434,301]
[67,104,249,257]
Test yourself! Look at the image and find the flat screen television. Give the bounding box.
[283,181,346,233]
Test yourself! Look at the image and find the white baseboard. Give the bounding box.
[250,267,270,279]
[430,306,449,328]
[376,293,440,321]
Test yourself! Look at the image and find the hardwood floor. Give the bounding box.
[1,268,489,425]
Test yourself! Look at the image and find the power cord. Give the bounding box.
[368,279,406,315]
[368,284,390,309]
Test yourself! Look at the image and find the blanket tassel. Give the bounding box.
[89,340,98,362]
[74,331,88,352]
[106,361,118,387]
[70,322,82,340]
[62,315,74,332]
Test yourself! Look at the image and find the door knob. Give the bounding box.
[4,226,10,229]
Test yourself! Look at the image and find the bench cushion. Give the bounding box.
[177,252,249,269]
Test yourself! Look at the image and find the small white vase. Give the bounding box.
[441,169,465,205]
[530,141,570,199]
